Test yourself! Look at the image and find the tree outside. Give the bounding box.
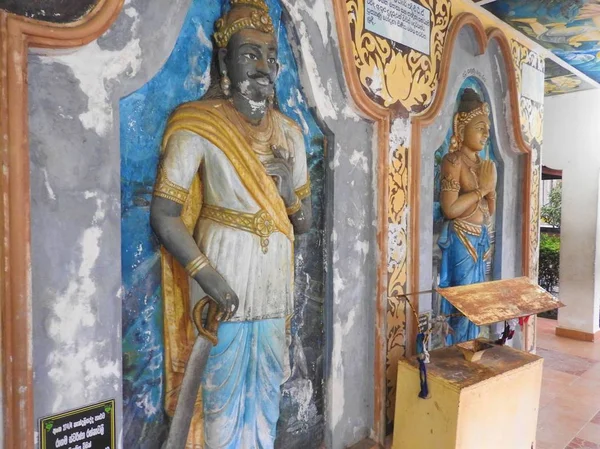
[541,182,562,229]
[538,181,561,319]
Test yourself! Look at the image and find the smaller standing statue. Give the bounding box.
[438,88,497,344]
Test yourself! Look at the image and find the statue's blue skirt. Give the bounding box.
[439,219,491,345]
[202,318,285,449]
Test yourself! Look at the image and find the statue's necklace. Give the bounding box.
[225,101,275,155]
[459,151,481,167]
[460,151,491,222]
[459,151,481,188]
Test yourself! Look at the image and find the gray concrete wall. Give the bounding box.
[29,1,192,446]
[279,2,378,446]
[28,0,378,448]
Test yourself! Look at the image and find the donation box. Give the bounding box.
[393,277,564,449]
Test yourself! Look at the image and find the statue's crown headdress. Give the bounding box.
[454,102,490,130]
[449,89,490,152]
[214,0,275,48]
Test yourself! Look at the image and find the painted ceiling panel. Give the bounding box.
[544,57,594,95]
[485,0,600,86]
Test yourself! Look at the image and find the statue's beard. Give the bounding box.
[236,79,272,105]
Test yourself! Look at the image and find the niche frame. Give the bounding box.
[332,8,535,444]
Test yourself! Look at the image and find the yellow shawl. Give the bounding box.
[160,100,293,447]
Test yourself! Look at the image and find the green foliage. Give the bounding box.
[541,183,562,228]
[539,233,560,293]
[540,233,560,251]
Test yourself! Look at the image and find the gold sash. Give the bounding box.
[452,218,492,263]
[163,100,293,242]
[159,100,294,447]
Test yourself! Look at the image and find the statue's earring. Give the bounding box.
[267,93,275,106]
[220,70,231,98]
[449,135,459,152]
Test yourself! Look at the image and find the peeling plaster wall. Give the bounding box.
[281,1,377,446]
[29,0,193,446]
[28,0,377,448]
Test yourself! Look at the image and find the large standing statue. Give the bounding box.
[438,88,497,344]
[150,0,312,447]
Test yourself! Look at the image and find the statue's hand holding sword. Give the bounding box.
[163,270,238,449]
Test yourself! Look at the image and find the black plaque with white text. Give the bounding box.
[39,399,115,449]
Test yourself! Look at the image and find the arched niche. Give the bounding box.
[119,1,330,447]
[410,14,533,345]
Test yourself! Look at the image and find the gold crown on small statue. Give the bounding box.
[214,0,275,48]
[449,102,491,152]
[456,102,491,127]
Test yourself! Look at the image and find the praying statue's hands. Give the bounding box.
[194,266,239,321]
[263,146,296,206]
[479,160,497,196]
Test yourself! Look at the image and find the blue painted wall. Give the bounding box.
[120,1,326,447]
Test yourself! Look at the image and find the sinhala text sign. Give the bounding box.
[365,0,431,55]
[40,399,115,449]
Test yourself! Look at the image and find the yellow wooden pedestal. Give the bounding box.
[392,344,543,449]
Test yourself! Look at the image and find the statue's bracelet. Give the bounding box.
[286,196,302,215]
[186,254,210,278]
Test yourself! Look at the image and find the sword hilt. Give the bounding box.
[192,297,219,345]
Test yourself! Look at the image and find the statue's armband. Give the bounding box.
[440,152,461,194]
[294,180,311,201]
[440,175,460,193]
[154,164,190,205]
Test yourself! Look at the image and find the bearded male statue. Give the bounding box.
[150,1,312,447]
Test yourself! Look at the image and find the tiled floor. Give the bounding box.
[537,318,600,449]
